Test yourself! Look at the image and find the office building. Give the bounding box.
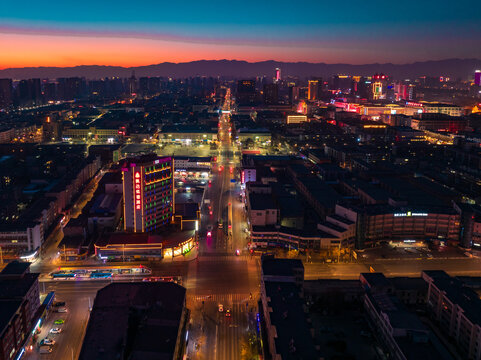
[122,154,173,233]
[79,282,188,360]
[335,204,460,249]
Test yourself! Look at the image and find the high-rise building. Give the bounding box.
[15,78,42,107]
[122,155,173,233]
[289,86,300,104]
[57,77,85,100]
[475,70,481,86]
[128,71,137,95]
[331,75,351,93]
[275,68,281,83]
[0,78,12,109]
[371,73,388,100]
[236,80,257,105]
[263,83,279,104]
[308,80,319,100]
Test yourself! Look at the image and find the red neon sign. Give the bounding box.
[134,172,141,210]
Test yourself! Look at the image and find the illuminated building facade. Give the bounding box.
[275,68,281,83]
[287,115,308,124]
[371,73,388,100]
[336,204,460,249]
[122,155,173,233]
[475,70,481,86]
[308,80,319,100]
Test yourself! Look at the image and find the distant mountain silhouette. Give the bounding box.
[1,59,480,80]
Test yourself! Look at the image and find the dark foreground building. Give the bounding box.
[79,282,188,360]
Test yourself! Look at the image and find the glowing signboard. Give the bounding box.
[135,172,141,210]
[394,212,428,217]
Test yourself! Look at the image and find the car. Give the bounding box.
[50,328,62,334]
[54,319,64,325]
[207,231,212,237]
[56,307,67,313]
[218,304,224,312]
[235,249,240,256]
[41,338,55,346]
[52,301,65,307]
[206,225,213,231]
[225,309,231,317]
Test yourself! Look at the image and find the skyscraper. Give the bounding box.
[308,80,319,100]
[122,155,173,233]
[475,70,481,86]
[371,73,388,100]
[0,79,12,109]
[15,79,42,107]
[263,83,279,104]
[275,68,281,83]
[236,80,257,105]
[289,86,300,104]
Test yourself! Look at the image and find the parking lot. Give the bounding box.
[158,143,214,157]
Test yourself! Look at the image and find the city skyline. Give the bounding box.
[1,0,481,68]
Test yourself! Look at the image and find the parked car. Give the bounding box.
[40,339,55,346]
[56,307,67,313]
[53,301,66,307]
[54,319,65,325]
[50,328,62,334]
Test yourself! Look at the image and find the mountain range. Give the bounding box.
[0,59,480,80]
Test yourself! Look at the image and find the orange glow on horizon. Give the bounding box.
[0,33,354,69]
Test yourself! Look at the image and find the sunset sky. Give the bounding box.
[1,0,480,69]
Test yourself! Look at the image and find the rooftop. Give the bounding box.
[249,193,277,210]
[0,273,39,299]
[264,281,319,359]
[0,261,31,276]
[79,282,186,360]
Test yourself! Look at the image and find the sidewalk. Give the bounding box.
[53,245,199,268]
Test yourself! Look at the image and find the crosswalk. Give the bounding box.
[191,293,251,303]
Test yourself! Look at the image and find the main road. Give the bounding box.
[187,88,260,360]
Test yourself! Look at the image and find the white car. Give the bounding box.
[56,307,67,313]
[41,338,56,346]
[50,328,62,334]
